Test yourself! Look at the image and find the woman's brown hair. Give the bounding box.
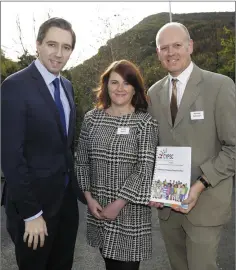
[95,60,148,112]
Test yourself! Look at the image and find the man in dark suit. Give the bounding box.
[1,17,86,270]
[148,22,235,270]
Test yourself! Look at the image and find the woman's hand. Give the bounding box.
[85,191,103,219]
[101,199,127,220]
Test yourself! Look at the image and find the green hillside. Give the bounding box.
[71,12,235,137]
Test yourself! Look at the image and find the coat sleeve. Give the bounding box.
[200,76,236,187]
[117,117,159,205]
[1,79,42,219]
[75,112,91,192]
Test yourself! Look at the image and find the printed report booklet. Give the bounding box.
[150,146,191,209]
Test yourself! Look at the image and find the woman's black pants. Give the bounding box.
[103,257,140,270]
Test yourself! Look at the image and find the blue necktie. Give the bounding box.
[53,78,69,186]
[53,78,67,137]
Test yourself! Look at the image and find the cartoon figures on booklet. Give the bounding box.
[151,180,189,202]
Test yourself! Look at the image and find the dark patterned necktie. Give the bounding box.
[170,79,178,126]
[52,78,67,137]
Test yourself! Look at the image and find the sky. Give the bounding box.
[1,1,235,69]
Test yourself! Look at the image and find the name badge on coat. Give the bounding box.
[117,127,130,134]
[190,111,204,120]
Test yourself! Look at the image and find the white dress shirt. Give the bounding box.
[168,61,194,107]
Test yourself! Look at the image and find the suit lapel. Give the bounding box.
[60,78,75,146]
[174,65,203,128]
[29,63,66,143]
[158,78,173,127]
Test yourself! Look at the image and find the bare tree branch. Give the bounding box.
[32,13,37,40]
[47,9,52,19]
[16,15,27,54]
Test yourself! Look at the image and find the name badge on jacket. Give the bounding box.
[117,127,130,134]
[190,111,204,120]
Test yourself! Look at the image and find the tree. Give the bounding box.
[88,8,134,62]
[1,49,19,81]
[17,50,36,69]
[217,26,235,81]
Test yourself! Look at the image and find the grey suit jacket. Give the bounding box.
[148,64,235,226]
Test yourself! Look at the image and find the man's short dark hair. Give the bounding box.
[37,17,76,50]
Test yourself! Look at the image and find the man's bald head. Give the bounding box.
[155,22,193,77]
[156,22,191,48]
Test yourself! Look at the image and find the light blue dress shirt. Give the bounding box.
[34,58,70,133]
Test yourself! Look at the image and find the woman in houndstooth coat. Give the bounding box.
[76,60,159,270]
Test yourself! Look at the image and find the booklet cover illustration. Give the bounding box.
[150,146,191,209]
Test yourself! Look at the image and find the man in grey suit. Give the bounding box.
[148,22,235,270]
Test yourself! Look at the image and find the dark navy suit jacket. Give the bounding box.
[1,61,86,220]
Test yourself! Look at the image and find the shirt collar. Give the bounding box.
[169,61,193,84]
[34,58,60,86]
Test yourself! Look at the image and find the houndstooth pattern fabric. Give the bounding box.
[76,108,159,262]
